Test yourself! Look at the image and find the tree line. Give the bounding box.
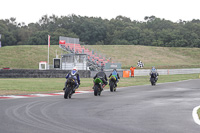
[0,14,200,47]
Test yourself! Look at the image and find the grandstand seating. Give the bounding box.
[59,42,111,71]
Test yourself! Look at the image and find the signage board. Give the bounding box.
[53,58,61,68]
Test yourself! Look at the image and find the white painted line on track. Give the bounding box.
[192,105,200,125]
[0,90,93,100]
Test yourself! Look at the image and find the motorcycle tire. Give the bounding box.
[94,85,98,96]
[64,89,68,99]
[94,84,101,96]
[151,81,156,86]
[110,81,114,92]
[64,87,72,99]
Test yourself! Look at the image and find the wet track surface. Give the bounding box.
[0,79,200,133]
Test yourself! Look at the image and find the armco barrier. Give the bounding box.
[134,68,200,76]
[0,69,90,78]
[0,68,199,78]
[91,68,200,78]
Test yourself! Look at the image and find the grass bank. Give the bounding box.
[0,45,200,69]
[0,74,199,95]
[0,45,67,69]
[84,45,200,69]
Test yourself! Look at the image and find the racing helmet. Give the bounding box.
[152,66,156,71]
[71,66,78,75]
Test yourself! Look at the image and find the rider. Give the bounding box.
[108,69,120,87]
[63,66,80,93]
[149,66,159,82]
[93,67,108,90]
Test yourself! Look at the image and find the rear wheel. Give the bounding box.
[110,81,114,92]
[94,85,99,96]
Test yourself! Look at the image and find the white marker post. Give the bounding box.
[48,35,50,69]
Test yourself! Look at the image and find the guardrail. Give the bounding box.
[91,68,200,78]
[129,68,200,76]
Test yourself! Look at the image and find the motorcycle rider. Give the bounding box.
[108,69,120,87]
[93,67,108,90]
[63,66,80,93]
[149,66,159,82]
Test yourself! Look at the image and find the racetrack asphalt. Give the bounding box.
[0,79,200,133]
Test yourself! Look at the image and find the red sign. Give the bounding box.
[59,40,65,44]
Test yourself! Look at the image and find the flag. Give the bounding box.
[48,35,50,47]
[137,60,144,68]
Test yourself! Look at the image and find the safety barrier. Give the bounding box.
[0,69,90,78]
[123,70,130,78]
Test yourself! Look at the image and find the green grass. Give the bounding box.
[84,45,200,69]
[0,73,199,95]
[0,45,200,69]
[198,108,200,119]
[0,45,68,69]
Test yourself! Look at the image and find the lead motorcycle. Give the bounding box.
[93,78,103,96]
[109,75,117,92]
[64,77,76,99]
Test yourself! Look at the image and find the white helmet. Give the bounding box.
[71,66,78,75]
[73,66,77,70]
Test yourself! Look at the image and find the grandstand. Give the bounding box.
[59,36,110,71]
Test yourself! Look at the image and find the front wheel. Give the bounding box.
[64,88,69,99]
[150,78,156,86]
[64,87,72,99]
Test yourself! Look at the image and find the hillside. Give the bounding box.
[84,45,200,69]
[0,45,200,69]
[0,45,67,69]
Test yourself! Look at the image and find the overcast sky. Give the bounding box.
[0,0,200,25]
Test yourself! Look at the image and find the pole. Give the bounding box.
[74,38,75,54]
[74,38,75,67]
[48,35,50,69]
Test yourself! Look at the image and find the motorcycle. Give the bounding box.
[64,78,76,99]
[150,73,157,86]
[109,75,117,92]
[93,78,103,96]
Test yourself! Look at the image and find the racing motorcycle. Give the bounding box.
[109,75,117,92]
[64,78,76,99]
[93,78,103,96]
[150,73,157,86]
